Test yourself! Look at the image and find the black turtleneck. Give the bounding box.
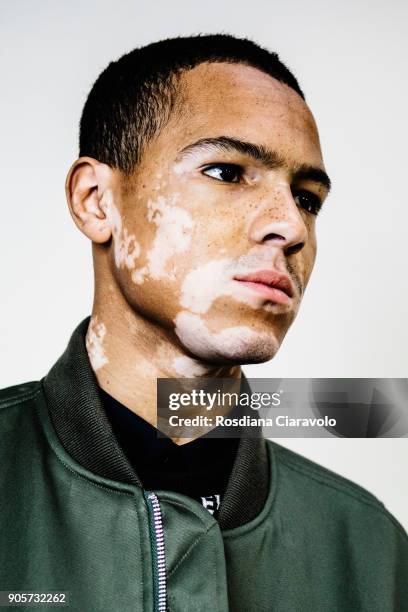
[100,388,240,516]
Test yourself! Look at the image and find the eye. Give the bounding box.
[201,163,243,183]
[293,190,322,215]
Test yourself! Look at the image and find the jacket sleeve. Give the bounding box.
[390,519,408,610]
[368,510,408,611]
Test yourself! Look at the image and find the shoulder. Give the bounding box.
[266,439,407,540]
[0,381,45,463]
[0,380,42,413]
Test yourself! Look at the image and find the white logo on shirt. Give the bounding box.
[200,494,221,515]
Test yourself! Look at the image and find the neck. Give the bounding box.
[86,280,241,431]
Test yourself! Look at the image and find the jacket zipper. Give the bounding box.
[144,492,167,612]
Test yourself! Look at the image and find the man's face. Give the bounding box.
[102,62,330,364]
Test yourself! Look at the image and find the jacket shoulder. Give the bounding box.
[267,439,407,538]
[0,380,42,411]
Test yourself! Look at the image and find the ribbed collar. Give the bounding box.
[42,317,269,530]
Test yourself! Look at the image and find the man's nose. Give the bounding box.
[247,185,308,254]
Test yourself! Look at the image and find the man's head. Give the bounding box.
[67,34,330,366]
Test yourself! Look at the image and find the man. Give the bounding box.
[0,34,406,611]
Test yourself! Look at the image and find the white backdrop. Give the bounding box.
[0,0,407,527]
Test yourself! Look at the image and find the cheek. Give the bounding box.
[143,194,195,281]
[296,222,317,287]
[108,189,198,289]
[304,232,317,280]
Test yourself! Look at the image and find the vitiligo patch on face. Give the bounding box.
[146,194,194,280]
[86,316,109,371]
[102,192,141,270]
[174,311,275,362]
[103,190,194,284]
[180,257,288,314]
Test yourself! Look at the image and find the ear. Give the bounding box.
[66,157,112,243]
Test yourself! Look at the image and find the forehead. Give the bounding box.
[163,62,323,167]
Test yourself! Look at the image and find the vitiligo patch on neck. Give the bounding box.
[172,355,212,377]
[86,315,109,371]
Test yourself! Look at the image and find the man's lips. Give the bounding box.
[233,269,294,305]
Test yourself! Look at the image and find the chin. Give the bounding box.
[174,310,282,365]
[219,335,281,365]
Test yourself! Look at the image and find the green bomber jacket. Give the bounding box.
[0,318,407,611]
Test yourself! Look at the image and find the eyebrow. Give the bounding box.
[178,136,332,192]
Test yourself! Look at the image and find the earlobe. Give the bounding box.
[66,157,112,243]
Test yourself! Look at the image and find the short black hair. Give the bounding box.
[79,34,304,174]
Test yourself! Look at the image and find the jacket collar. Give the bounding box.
[43,317,269,530]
